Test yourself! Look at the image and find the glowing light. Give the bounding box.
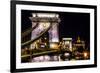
[64,53,70,56]
[44,37,47,40]
[32,13,59,18]
[36,13,59,17]
[39,22,50,29]
[50,43,59,49]
[44,43,47,46]
[77,36,81,43]
[62,38,72,40]
[55,14,59,18]
[65,41,70,44]
[43,23,50,28]
[32,14,36,17]
[83,52,88,58]
[51,38,59,42]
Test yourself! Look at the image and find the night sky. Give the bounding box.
[21,10,90,45]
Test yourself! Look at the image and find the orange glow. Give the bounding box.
[83,52,88,58]
[50,43,59,49]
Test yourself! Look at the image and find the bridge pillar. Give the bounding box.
[30,13,60,49]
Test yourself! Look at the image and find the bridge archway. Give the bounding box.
[29,13,61,49]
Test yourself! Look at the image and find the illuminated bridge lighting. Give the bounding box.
[32,13,59,18]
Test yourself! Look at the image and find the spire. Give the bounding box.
[77,36,81,43]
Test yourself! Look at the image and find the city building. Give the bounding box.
[62,38,72,51]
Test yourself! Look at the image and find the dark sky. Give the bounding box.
[21,10,90,45]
